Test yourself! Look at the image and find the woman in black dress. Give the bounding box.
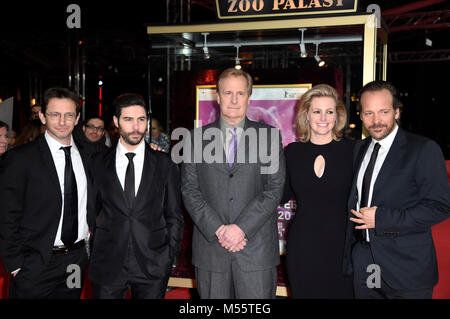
[282,84,354,298]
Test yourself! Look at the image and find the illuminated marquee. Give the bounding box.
[215,0,358,19]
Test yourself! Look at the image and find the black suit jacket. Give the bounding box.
[343,128,450,290]
[0,136,92,273]
[87,142,184,285]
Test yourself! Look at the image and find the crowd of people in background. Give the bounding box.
[0,106,168,160]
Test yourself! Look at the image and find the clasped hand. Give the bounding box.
[215,224,247,253]
[350,206,377,229]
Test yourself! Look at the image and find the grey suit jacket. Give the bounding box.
[181,117,285,272]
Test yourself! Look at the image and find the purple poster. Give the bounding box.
[197,84,311,254]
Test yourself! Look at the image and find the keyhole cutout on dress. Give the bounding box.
[314,155,325,179]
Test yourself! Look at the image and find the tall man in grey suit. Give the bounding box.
[181,68,285,299]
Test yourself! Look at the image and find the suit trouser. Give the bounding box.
[195,262,277,299]
[9,245,89,299]
[352,241,433,299]
[92,237,168,299]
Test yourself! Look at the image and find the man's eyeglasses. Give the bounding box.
[85,124,105,133]
[45,112,77,121]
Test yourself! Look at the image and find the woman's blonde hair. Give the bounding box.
[295,84,347,142]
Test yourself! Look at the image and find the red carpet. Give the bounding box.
[432,218,450,298]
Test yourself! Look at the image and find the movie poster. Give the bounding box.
[196,84,311,254]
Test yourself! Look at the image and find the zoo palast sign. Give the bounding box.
[215,0,359,19]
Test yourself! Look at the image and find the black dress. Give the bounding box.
[282,139,355,299]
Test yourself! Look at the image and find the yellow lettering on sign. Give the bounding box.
[308,0,322,8]
[229,0,348,14]
[238,0,251,12]
[272,0,285,10]
[297,0,307,9]
[273,0,285,10]
[283,0,296,10]
[252,0,264,11]
[323,0,333,7]
[228,0,238,12]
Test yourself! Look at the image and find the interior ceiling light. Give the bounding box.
[234,44,242,70]
[314,42,326,68]
[299,28,307,58]
[201,32,211,60]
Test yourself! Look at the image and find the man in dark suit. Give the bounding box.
[88,93,184,299]
[181,68,285,299]
[0,87,92,298]
[344,80,450,299]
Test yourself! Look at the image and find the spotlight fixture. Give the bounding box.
[314,42,326,67]
[234,44,242,70]
[201,32,211,60]
[298,28,307,58]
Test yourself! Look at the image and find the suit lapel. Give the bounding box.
[134,143,156,206]
[348,137,371,209]
[354,137,371,178]
[228,117,251,172]
[38,137,62,198]
[74,140,89,176]
[371,128,406,203]
[205,120,229,173]
[104,146,130,213]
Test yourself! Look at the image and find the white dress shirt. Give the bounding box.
[356,124,399,241]
[44,131,89,246]
[115,139,145,195]
[220,117,245,157]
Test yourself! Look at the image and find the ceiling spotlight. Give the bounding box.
[299,42,307,58]
[234,44,242,69]
[299,28,307,58]
[203,47,210,60]
[314,55,326,67]
[202,32,211,60]
[314,42,326,67]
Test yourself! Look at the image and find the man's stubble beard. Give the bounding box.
[118,125,145,146]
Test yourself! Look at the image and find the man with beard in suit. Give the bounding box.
[344,80,450,299]
[88,93,183,299]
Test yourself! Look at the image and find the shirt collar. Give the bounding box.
[371,123,398,151]
[44,131,76,153]
[116,138,145,159]
[220,116,246,131]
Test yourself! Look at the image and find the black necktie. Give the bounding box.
[60,146,78,246]
[358,142,381,241]
[361,142,381,208]
[124,152,136,208]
